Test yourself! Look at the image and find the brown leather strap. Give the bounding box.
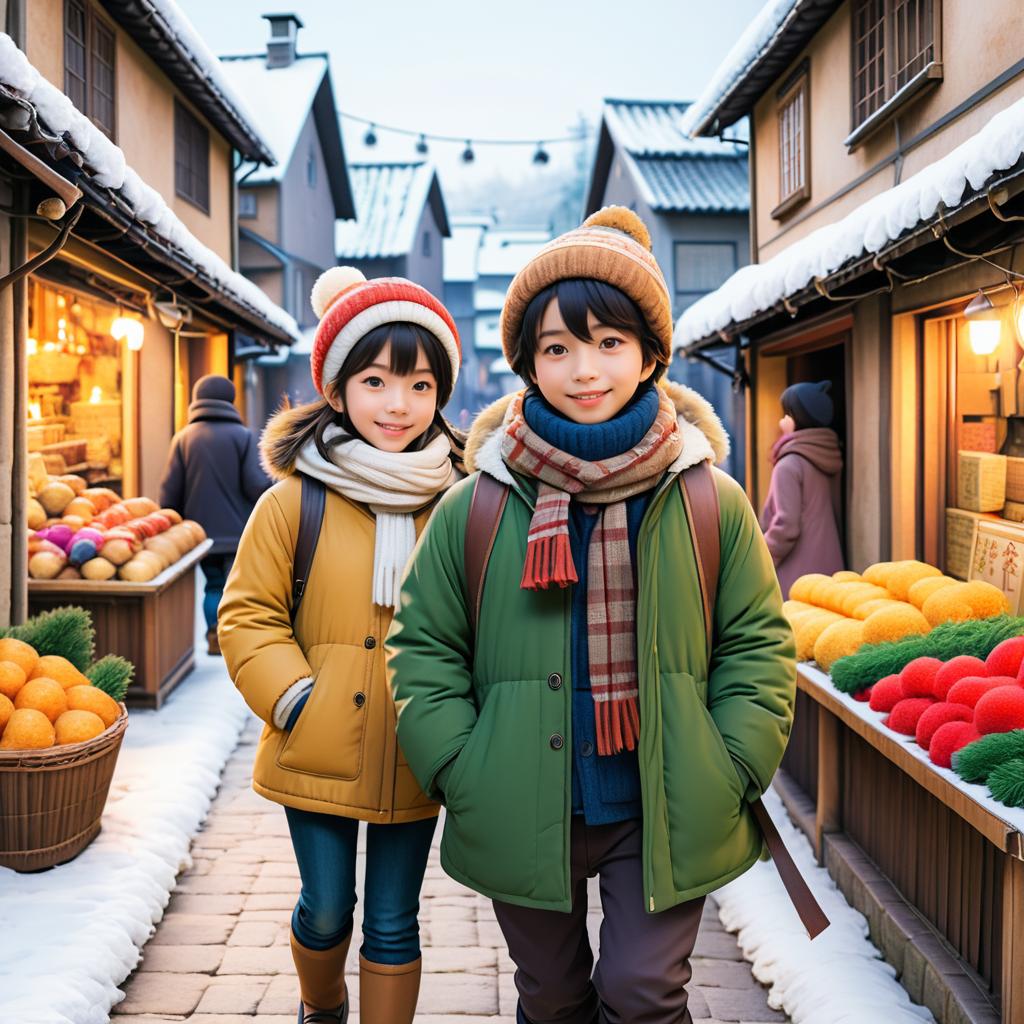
[464,474,509,631]
[681,460,829,940]
[291,474,326,626]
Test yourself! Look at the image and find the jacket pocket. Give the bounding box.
[277,645,369,781]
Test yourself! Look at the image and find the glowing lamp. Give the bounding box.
[28,401,42,420]
[26,337,38,355]
[111,316,144,351]
[964,290,1002,355]
[89,386,103,404]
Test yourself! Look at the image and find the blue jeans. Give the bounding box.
[284,806,436,965]
[201,553,234,631]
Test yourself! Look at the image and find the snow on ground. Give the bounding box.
[0,33,300,344]
[0,647,248,1024]
[675,90,1024,350]
[715,786,935,1024]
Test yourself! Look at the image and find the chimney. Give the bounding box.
[262,13,303,69]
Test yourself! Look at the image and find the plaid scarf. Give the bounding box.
[500,388,683,755]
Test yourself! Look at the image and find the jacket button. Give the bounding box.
[549,734,564,751]
[547,673,562,690]
[580,740,594,757]
[354,692,366,708]
[364,636,376,650]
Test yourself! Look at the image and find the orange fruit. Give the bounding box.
[0,708,55,749]
[0,638,38,679]
[0,660,27,700]
[29,655,91,691]
[54,709,106,745]
[65,685,120,728]
[0,693,13,732]
[14,677,68,723]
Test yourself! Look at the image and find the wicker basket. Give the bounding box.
[0,706,127,872]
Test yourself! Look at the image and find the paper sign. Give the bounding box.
[969,518,1024,615]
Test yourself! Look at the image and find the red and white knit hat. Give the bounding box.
[308,267,461,395]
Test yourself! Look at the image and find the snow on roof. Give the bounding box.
[605,99,745,157]
[335,162,439,260]
[477,228,550,278]
[0,34,300,343]
[218,54,328,183]
[444,222,486,283]
[474,286,508,312]
[675,92,1024,350]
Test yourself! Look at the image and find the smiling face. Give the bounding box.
[531,298,656,424]
[326,339,439,452]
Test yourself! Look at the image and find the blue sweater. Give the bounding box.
[522,386,659,825]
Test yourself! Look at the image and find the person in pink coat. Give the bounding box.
[760,380,845,598]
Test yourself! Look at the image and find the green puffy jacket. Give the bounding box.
[386,382,796,914]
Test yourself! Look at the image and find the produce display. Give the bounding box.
[784,560,1011,671]
[0,607,132,751]
[26,457,206,583]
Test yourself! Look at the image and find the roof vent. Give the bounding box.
[262,13,303,69]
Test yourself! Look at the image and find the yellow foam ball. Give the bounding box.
[789,574,828,604]
[852,598,904,621]
[782,600,816,620]
[832,571,862,583]
[813,619,866,672]
[922,584,976,627]
[794,611,845,662]
[839,584,891,617]
[862,561,898,587]
[886,562,943,601]
[862,604,931,645]
[906,575,958,610]
[959,580,1011,619]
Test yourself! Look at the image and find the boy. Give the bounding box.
[387,207,796,1024]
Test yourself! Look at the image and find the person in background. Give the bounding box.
[760,380,845,599]
[159,374,270,655]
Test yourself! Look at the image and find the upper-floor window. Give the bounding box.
[174,100,210,212]
[238,191,257,218]
[422,231,432,259]
[306,148,317,188]
[64,0,116,138]
[673,241,738,312]
[850,0,941,144]
[773,65,810,220]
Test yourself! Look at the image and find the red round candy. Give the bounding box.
[853,686,872,702]
[915,702,974,749]
[933,656,988,700]
[974,685,1024,735]
[985,636,1024,678]
[885,697,937,735]
[899,657,944,698]
[869,675,905,713]
[929,721,982,769]
[948,676,1016,709]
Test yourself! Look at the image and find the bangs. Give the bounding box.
[551,279,650,343]
[338,322,452,403]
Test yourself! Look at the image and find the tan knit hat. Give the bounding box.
[499,206,673,370]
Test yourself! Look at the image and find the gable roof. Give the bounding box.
[335,162,449,260]
[218,53,355,219]
[680,0,842,138]
[443,220,488,283]
[586,99,749,215]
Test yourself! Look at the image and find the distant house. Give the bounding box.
[586,98,749,478]
[443,215,490,420]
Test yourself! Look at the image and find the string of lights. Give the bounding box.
[338,110,591,165]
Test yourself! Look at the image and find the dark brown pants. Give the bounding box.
[492,818,705,1024]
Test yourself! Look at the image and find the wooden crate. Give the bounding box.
[958,451,1007,512]
[27,540,211,708]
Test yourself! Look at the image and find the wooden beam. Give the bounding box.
[1004,853,1024,1023]
[815,705,842,862]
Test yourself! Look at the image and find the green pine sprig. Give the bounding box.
[86,654,134,703]
[987,758,1024,808]
[953,729,1024,783]
[3,606,95,670]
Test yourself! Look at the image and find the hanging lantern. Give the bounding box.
[363,124,378,147]
[461,141,475,164]
[111,315,145,351]
[415,134,429,155]
[532,143,550,165]
[964,289,1002,356]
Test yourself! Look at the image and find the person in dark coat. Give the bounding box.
[159,374,270,654]
[759,380,845,599]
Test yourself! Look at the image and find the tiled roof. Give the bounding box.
[335,162,447,260]
[632,155,749,214]
[604,99,745,157]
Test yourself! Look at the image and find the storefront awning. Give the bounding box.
[676,95,1024,355]
[0,35,300,348]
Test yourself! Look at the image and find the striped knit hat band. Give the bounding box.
[309,267,461,396]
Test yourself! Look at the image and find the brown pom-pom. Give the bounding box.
[582,206,652,251]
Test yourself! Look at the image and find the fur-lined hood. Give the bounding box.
[464,380,730,485]
[258,404,317,482]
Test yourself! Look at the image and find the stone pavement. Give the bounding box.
[112,714,789,1024]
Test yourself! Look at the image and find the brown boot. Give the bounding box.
[290,930,352,1020]
[206,627,221,656]
[358,954,421,1024]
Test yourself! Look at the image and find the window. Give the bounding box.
[238,191,257,218]
[175,100,210,212]
[64,0,116,138]
[673,242,737,312]
[422,231,432,259]
[850,0,940,142]
[306,148,317,188]
[773,66,810,220]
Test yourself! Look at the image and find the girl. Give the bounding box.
[218,267,463,1024]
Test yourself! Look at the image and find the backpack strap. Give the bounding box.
[291,474,326,627]
[680,459,829,940]
[464,474,509,632]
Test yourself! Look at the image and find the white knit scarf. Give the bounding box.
[294,426,458,607]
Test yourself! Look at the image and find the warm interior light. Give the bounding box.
[42,341,56,352]
[89,386,103,404]
[28,401,42,420]
[111,316,144,351]
[968,320,1002,356]
[26,337,38,355]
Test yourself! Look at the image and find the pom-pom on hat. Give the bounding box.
[499,206,673,372]
[308,267,461,396]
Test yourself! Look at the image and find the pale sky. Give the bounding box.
[178,0,764,200]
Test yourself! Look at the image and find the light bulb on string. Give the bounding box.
[532,143,550,165]
[363,124,378,147]
[964,289,1002,356]
[461,141,475,164]
[415,134,429,155]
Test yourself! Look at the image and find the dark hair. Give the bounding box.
[512,278,666,383]
[273,322,464,468]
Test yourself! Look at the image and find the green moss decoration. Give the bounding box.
[987,758,1024,808]
[3,606,95,670]
[830,615,1024,694]
[953,729,1024,782]
[86,654,134,702]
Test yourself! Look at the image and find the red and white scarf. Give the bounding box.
[499,389,683,755]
